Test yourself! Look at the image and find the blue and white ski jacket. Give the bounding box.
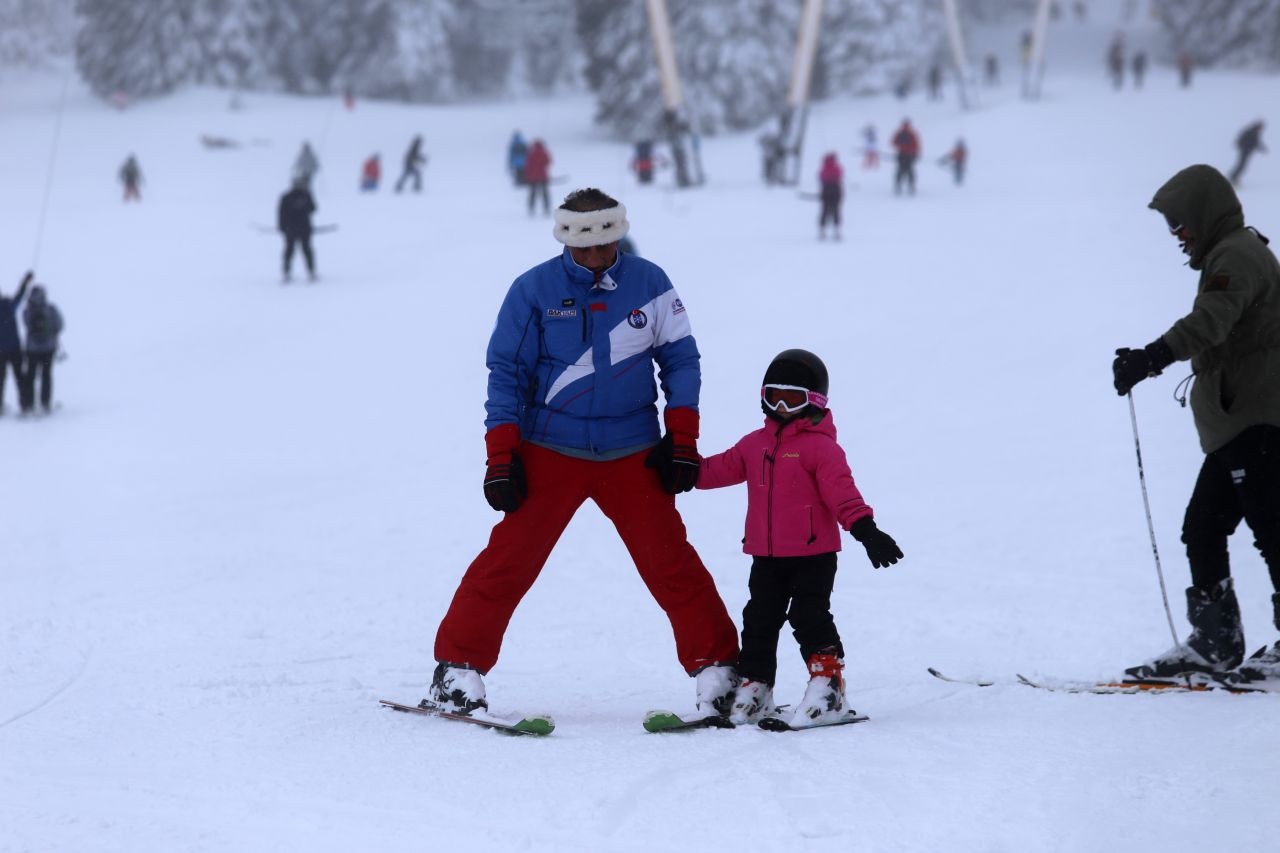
[485,248,700,455]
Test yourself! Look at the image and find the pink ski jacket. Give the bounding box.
[697,411,873,557]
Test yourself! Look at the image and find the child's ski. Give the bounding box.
[379,699,554,736]
[758,712,869,732]
[927,667,995,687]
[642,710,734,733]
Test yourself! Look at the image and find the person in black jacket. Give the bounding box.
[1,271,32,414]
[277,179,317,282]
[23,284,63,412]
[395,135,427,193]
[1229,121,1267,187]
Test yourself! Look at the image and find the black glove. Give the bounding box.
[1113,338,1175,396]
[483,451,527,513]
[645,433,700,494]
[849,516,903,569]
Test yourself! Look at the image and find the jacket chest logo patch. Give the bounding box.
[546,308,578,318]
[627,309,648,329]
[561,298,576,307]
[781,452,800,458]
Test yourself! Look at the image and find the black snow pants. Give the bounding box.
[894,154,917,195]
[1228,148,1256,186]
[737,552,844,686]
[819,185,842,228]
[528,181,550,215]
[26,351,54,409]
[395,166,422,193]
[283,231,315,276]
[0,350,28,411]
[1183,425,1280,594]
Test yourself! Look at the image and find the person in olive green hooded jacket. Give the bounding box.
[1113,164,1280,684]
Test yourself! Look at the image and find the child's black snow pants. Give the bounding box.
[737,552,843,686]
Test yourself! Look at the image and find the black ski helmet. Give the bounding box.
[763,349,829,399]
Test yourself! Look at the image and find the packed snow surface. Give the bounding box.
[3,12,1279,853]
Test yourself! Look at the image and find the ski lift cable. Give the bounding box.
[31,63,75,269]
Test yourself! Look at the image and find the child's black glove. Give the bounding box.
[849,516,903,569]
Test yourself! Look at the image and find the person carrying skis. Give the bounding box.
[0,271,32,415]
[395,135,427,193]
[891,119,921,196]
[523,138,552,216]
[428,187,740,718]
[277,178,317,282]
[1228,121,1267,187]
[292,142,319,188]
[507,131,528,186]
[817,152,844,241]
[120,154,143,201]
[360,154,380,192]
[1114,164,1280,684]
[696,349,903,727]
[22,283,62,413]
[939,138,968,185]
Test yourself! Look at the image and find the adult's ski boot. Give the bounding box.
[1228,592,1280,683]
[694,664,738,717]
[426,662,488,714]
[1126,578,1245,678]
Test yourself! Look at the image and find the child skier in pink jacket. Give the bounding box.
[697,349,903,726]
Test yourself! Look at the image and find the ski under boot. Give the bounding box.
[694,664,738,717]
[1228,592,1280,684]
[426,662,488,714]
[792,649,849,725]
[1126,579,1245,679]
[728,679,774,725]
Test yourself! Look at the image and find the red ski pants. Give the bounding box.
[434,443,740,674]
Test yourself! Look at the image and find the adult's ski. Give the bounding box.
[758,712,869,732]
[927,667,1273,694]
[379,699,554,736]
[642,710,734,733]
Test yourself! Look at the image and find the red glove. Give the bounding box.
[646,408,700,494]
[483,424,526,512]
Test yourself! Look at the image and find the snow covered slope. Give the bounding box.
[3,11,1279,853]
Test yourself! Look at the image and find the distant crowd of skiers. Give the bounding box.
[0,271,64,416]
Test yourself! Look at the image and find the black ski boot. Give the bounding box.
[1230,592,1280,683]
[1126,578,1245,678]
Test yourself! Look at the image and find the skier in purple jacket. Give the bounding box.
[696,349,903,727]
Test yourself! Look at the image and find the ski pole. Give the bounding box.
[1127,392,1181,649]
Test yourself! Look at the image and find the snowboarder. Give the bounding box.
[1132,51,1147,89]
[632,139,657,185]
[891,119,921,196]
[0,271,32,415]
[120,154,142,201]
[1228,121,1267,187]
[428,187,740,717]
[860,125,880,170]
[696,349,902,726]
[360,154,380,192]
[939,138,968,185]
[507,131,528,186]
[817,152,844,241]
[277,178,317,282]
[523,138,552,216]
[1113,164,1280,684]
[395,135,427,193]
[22,284,62,413]
[1107,33,1126,89]
[292,142,319,188]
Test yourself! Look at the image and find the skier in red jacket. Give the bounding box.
[524,139,552,216]
[817,152,844,241]
[696,349,903,728]
[891,120,921,196]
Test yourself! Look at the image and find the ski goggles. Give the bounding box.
[761,384,828,413]
[1163,213,1186,236]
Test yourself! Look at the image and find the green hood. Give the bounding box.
[1148,164,1244,269]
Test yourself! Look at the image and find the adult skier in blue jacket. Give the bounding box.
[430,188,739,716]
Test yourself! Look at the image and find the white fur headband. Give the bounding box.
[553,203,630,248]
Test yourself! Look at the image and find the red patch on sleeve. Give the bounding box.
[589,302,607,312]
[1208,274,1230,291]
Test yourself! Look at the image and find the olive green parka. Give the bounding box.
[1150,164,1280,452]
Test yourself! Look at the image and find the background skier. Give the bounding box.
[395,135,427,193]
[940,138,968,185]
[891,119,921,196]
[817,152,844,241]
[292,141,319,188]
[360,154,380,192]
[119,154,142,201]
[523,138,552,216]
[22,284,62,413]
[428,187,740,718]
[507,131,528,186]
[1114,164,1280,684]
[632,139,656,185]
[0,271,32,415]
[1228,121,1267,187]
[277,178,317,282]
